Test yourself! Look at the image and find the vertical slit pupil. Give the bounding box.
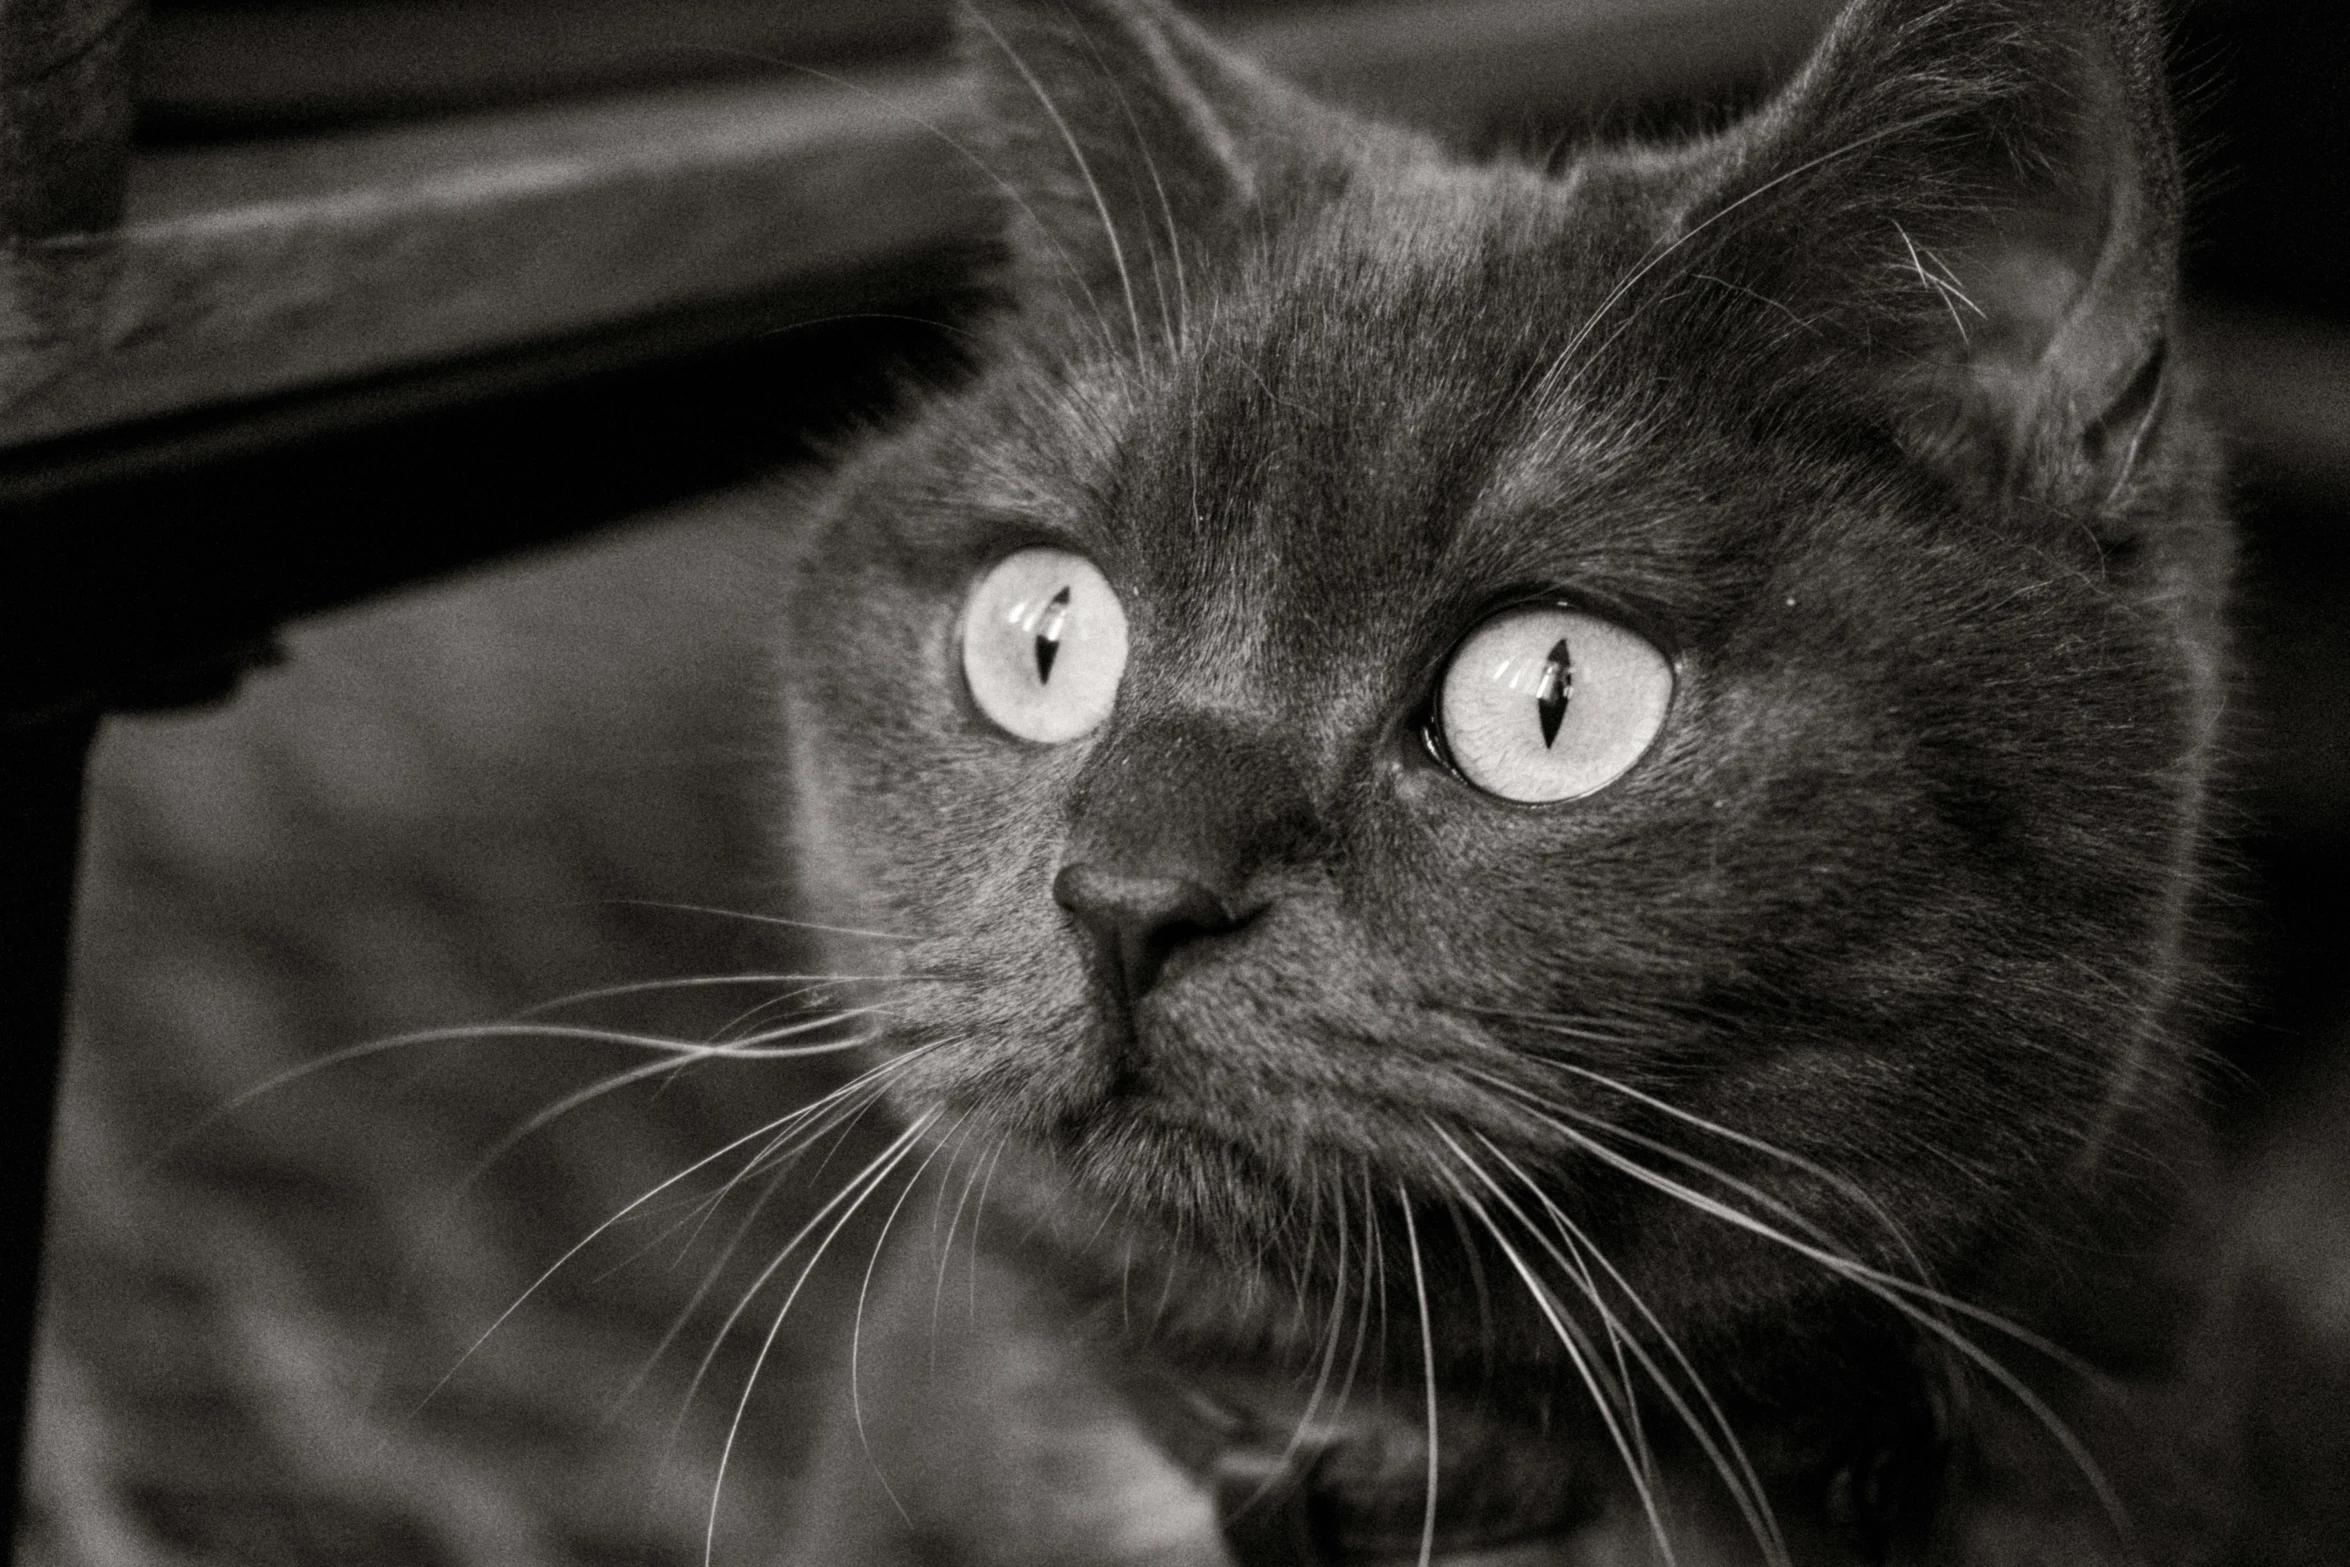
[1035,585,1074,683]
[1536,638,1572,748]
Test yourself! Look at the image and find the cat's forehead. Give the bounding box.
[1031,159,1745,662]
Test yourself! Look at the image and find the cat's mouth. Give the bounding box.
[1067,929,1256,1096]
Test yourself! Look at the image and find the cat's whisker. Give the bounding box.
[616,1057,930,1440]
[1548,1223,1661,1510]
[1361,1165,1390,1406]
[1425,1139,1632,1429]
[1439,1192,1499,1383]
[701,980,842,1044]
[1285,1174,1325,1345]
[411,1070,904,1419]
[929,1120,994,1370]
[1285,1181,1353,1457]
[851,1113,969,1527]
[1072,40,1181,359]
[607,1158,802,1430]
[628,1128,863,1537]
[1151,1204,1191,1331]
[1894,219,1974,340]
[1495,1093,2134,1549]
[615,1085,883,1296]
[586,1153,790,1291]
[144,1009,885,1174]
[1398,1188,1441,1567]
[1531,111,1970,418]
[659,1047,915,1233]
[1431,1144,1679,1567]
[604,898,923,944]
[1118,1229,1137,1334]
[1455,1130,1792,1567]
[1510,1046,1940,1295]
[1314,1168,1375,1429]
[1687,270,1818,338]
[628,1050,942,1438]
[720,48,1124,360]
[959,2,1148,357]
[1228,1178,1355,1523]
[1483,1137,1790,1567]
[1470,1059,1897,1285]
[1081,38,1192,357]
[703,1110,943,1566]
[1462,1169,1644,1454]
[1331,1173,1375,1426]
[1472,1067,2083,1383]
[1514,1172,1660,1479]
[671,1051,920,1256]
[457,1024,883,1198]
[1568,1214,1658,1495]
[968,1134,1010,1325]
[504,970,888,1020]
[1536,308,1650,416]
[689,1099,916,1311]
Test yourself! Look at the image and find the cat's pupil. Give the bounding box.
[1034,585,1073,683]
[1536,639,1573,748]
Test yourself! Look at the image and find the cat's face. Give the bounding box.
[774,0,2218,1346]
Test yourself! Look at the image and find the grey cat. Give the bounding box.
[769,0,2242,1561]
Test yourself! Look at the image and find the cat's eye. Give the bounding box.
[1434,605,1672,803]
[961,548,1128,743]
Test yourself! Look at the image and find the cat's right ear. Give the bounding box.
[955,0,1374,354]
[1677,0,2186,528]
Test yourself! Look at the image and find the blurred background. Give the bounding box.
[6,0,2348,1561]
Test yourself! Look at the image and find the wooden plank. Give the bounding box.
[2,1,137,1554]
[3,0,1852,453]
[16,0,2345,479]
[3,70,987,448]
[1252,0,1837,134]
[133,0,944,134]
[1,0,139,233]
[128,0,1837,138]
[3,0,141,433]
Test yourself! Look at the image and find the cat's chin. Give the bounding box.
[899,1087,1935,1405]
[920,1097,1534,1368]
[904,1104,1349,1358]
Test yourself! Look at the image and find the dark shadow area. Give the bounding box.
[11,0,2350,1560]
[0,258,986,724]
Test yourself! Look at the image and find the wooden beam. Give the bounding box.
[1,0,1843,453]
[124,0,1839,138]
[1250,0,1836,134]
[7,0,2341,501]
[131,0,943,134]
[4,69,989,448]
[1,0,138,233]
[1,1,138,1552]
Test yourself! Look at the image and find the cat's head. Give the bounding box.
[774,0,2224,1352]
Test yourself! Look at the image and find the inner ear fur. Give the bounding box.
[1676,0,2183,523]
[958,0,1401,354]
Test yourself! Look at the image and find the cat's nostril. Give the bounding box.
[1053,863,1246,1004]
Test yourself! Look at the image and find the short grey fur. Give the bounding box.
[771,2,2244,1561]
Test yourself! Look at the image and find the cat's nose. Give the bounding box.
[1053,863,1247,1005]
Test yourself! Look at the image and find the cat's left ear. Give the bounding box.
[1693,0,2183,518]
[956,0,1393,351]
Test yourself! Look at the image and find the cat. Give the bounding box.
[763,0,2245,1562]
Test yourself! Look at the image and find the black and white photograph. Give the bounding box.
[5,0,2349,1561]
